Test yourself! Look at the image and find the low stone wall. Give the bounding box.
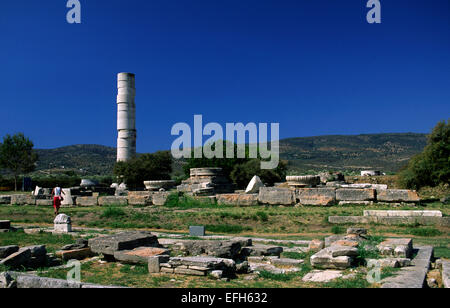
[296,188,336,206]
[328,216,450,227]
[75,196,98,206]
[216,194,259,207]
[98,196,128,206]
[10,195,36,206]
[258,187,295,205]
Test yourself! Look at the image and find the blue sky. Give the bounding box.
[0,0,449,152]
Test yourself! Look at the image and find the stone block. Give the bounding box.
[302,270,343,283]
[175,240,242,259]
[442,260,450,289]
[241,245,283,257]
[148,256,160,273]
[15,275,81,288]
[328,245,358,257]
[363,210,442,217]
[152,192,170,206]
[174,267,206,276]
[189,226,205,237]
[347,227,367,236]
[377,238,413,258]
[98,196,128,206]
[258,187,295,206]
[216,193,259,206]
[310,248,353,270]
[336,188,375,201]
[113,247,169,264]
[308,239,325,252]
[88,231,159,256]
[55,248,93,261]
[271,258,304,267]
[0,220,10,230]
[0,195,11,204]
[10,194,35,205]
[376,189,420,202]
[75,196,98,206]
[0,245,19,258]
[0,248,31,268]
[245,176,265,194]
[296,188,336,206]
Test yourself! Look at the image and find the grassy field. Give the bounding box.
[0,200,448,288]
[1,201,448,238]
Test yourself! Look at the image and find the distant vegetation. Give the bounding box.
[113,151,173,189]
[1,133,427,190]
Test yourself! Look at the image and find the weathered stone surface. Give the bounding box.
[245,176,265,194]
[174,240,242,259]
[308,239,325,252]
[127,191,152,206]
[241,245,283,257]
[286,175,321,187]
[0,248,31,268]
[168,256,236,276]
[216,193,259,207]
[296,188,336,206]
[0,220,10,230]
[236,261,249,273]
[0,245,19,259]
[0,272,15,288]
[0,195,11,204]
[366,258,411,269]
[381,246,433,288]
[10,194,35,205]
[310,248,353,269]
[336,188,375,201]
[114,247,169,264]
[61,238,88,251]
[54,214,72,233]
[148,256,160,273]
[88,231,159,256]
[363,210,442,217]
[442,260,450,289]
[56,248,93,261]
[377,238,413,258]
[377,189,420,202]
[75,196,98,206]
[258,187,295,206]
[334,240,359,247]
[60,189,73,206]
[271,258,304,267]
[210,270,223,279]
[54,214,71,224]
[189,226,205,237]
[347,227,368,236]
[98,196,128,206]
[152,192,171,206]
[328,245,359,257]
[318,172,345,184]
[302,270,343,283]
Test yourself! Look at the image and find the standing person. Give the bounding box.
[51,185,65,216]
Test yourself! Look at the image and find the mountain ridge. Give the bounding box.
[34,133,428,175]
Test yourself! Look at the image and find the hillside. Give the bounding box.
[280,133,427,174]
[33,133,428,176]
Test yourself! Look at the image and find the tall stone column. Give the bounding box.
[117,73,136,162]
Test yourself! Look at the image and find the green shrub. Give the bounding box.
[331,226,345,234]
[256,211,269,222]
[398,120,450,189]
